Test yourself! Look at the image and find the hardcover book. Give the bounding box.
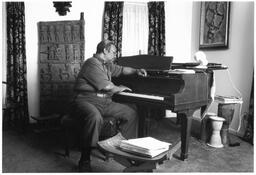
[119,137,171,158]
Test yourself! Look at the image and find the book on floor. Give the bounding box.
[119,137,171,158]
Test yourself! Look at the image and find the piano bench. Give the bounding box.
[60,114,121,158]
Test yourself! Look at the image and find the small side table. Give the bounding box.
[200,112,217,143]
[216,97,243,147]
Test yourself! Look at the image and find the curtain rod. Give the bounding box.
[124,1,166,5]
[125,2,147,5]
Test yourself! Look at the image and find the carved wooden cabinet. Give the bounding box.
[38,14,84,117]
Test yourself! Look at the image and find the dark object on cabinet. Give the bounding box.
[53,1,72,16]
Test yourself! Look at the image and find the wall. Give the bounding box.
[2,2,7,107]
[191,1,254,136]
[165,1,192,62]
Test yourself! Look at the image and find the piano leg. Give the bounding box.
[137,106,150,137]
[137,106,159,137]
[178,109,195,161]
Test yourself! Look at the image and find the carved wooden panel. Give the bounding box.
[38,14,84,116]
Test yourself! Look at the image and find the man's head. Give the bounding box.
[96,40,116,62]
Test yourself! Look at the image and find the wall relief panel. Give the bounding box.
[38,13,84,116]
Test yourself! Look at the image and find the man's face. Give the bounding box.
[104,45,116,62]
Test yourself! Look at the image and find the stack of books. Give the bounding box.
[119,137,171,158]
[215,95,243,104]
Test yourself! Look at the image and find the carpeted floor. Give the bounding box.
[2,118,254,173]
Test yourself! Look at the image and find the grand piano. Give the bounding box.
[112,54,213,161]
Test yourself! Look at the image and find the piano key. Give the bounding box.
[118,92,164,101]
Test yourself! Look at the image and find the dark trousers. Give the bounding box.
[71,94,138,160]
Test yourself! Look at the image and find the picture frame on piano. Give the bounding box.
[199,2,230,49]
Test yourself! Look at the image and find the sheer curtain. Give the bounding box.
[121,2,148,56]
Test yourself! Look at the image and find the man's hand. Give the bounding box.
[118,85,132,92]
[136,69,147,77]
[103,83,132,94]
[122,67,147,77]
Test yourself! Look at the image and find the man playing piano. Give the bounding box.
[71,40,147,172]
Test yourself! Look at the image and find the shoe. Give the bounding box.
[78,160,92,172]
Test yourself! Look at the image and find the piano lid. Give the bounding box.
[116,54,173,70]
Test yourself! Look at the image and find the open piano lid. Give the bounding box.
[116,54,173,71]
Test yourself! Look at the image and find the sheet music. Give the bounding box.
[98,132,126,149]
[121,137,171,151]
[119,137,171,158]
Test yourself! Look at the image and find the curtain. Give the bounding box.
[243,78,254,144]
[121,2,148,56]
[148,2,166,118]
[103,2,123,58]
[6,2,29,130]
[148,1,166,56]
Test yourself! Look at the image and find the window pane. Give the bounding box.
[122,2,148,56]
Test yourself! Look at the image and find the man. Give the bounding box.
[71,40,147,172]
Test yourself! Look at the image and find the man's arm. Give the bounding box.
[103,64,147,94]
[122,67,147,77]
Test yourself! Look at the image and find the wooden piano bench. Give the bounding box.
[97,133,181,172]
[60,114,121,158]
[31,114,62,133]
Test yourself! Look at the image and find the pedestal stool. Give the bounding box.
[207,115,225,148]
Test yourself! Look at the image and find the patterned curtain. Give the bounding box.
[148,2,166,118]
[243,78,254,144]
[103,1,123,58]
[6,2,29,130]
[148,1,166,56]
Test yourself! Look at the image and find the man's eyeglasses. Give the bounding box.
[110,49,116,55]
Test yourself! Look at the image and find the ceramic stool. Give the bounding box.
[207,116,225,148]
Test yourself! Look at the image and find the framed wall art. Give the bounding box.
[199,2,230,49]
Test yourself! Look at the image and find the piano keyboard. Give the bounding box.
[118,92,164,101]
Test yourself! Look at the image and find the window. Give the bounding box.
[121,2,148,56]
